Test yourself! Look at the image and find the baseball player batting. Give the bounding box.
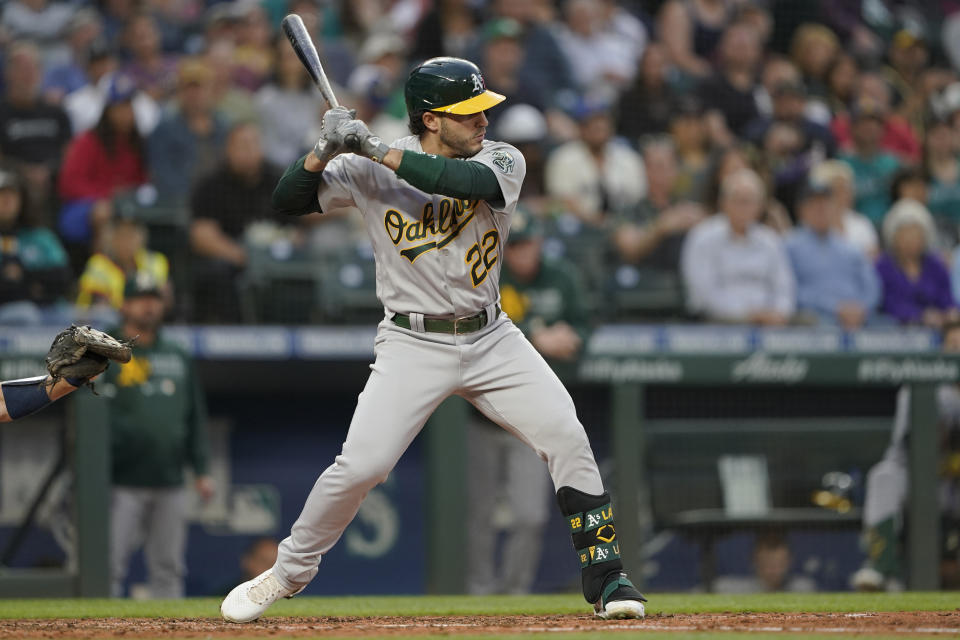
[220,57,647,621]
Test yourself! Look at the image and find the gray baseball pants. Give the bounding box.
[273,313,602,589]
[110,486,189,598]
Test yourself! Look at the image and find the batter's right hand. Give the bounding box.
[313,106,356,161]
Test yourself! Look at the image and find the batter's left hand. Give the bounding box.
[335,120,390,163]
[313,106,355,162]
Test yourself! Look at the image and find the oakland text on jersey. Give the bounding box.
[383,198,480,263]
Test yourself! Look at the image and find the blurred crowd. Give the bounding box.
[4,0,960,327]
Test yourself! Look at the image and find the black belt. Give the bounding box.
[391,306,499,334]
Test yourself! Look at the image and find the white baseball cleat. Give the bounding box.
[593,573,647,620]
[220,569,303,623]
[595,598,646,620]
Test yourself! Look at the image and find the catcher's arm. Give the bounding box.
[0,326,130,423]
[0,376,79,423]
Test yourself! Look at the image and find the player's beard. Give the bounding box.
[438,118,483,158]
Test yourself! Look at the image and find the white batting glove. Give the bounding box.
[313,106,356,161]
[335,119,390,163]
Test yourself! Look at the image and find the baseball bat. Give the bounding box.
[281,14,340,109]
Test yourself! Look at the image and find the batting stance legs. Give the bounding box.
[274,316,601,581]
[223,316,645,620]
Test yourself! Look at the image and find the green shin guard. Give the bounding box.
[866,517,902,579]
[556,486,647,607]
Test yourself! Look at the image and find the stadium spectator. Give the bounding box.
[712,530,817,593]
[618,43,683,143]
[121,13,179,102]
[657,0,733,80]
[75,216,169,312]
[756,56,812,123]
[697,21,764,140]
[785,179,880,328]
[761,119,818,218]
[890,166,929,208]
[825,53,859,116]
[205,41,258,127]
[106,275,212,598]
[545,102,646,226]
[283,0,355,87]
[0,167,70,324]
[477,19,549,134]
[61,42,118,131]
[612,137,706,272]
[411,0,482,61]
[789,23,839,98]
[147,58,227,205]
[493,104,550,209]
[230,3,274,92]
[669,95,711,201]
[701,145,792,234]
[346,33,409,145]
[597,0,648,85]
[809,160,879,258]
[488,0,576,104]
[924,116,960,248]
[876,198,958,328]
[555,0,641,100]
[745,79,834,158]
[146,0,195,54]
[468,210,585,595]
[189,122,278,323]
[41,9,104,104]
[58,74,147,259]
[617,42,678,143]
[833,73,921,164]
[883,20,934,132]
[64,54,160,137]
[817,1,888,63]
[0,41,72,225]
[681,168,796,325]
[256,37,323,170]
[838,98,902,227]
[0,0,75,45]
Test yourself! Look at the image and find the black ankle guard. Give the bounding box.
[557,486,623,603]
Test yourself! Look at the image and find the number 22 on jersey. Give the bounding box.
[465,229,499,287]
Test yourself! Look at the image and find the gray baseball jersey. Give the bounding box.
[318,136,526,316]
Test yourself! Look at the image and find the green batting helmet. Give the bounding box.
[405,57,505,115]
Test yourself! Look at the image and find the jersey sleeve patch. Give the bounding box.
[491,150,515,175]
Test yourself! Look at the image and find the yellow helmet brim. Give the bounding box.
[431,90,506,115]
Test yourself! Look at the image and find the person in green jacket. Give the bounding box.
[102,275,213,598]
[467,209,591,594]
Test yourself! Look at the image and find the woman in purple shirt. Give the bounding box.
[876,198,960,327]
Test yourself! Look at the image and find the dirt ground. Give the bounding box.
[1,611,959,638]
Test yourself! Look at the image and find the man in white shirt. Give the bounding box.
[681,168,796,324]
[545,103,646,225]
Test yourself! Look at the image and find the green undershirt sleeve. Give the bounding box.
[396,150,503,204]
[272,154,322,217]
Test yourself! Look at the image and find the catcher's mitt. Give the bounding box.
[46,325,134,389]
